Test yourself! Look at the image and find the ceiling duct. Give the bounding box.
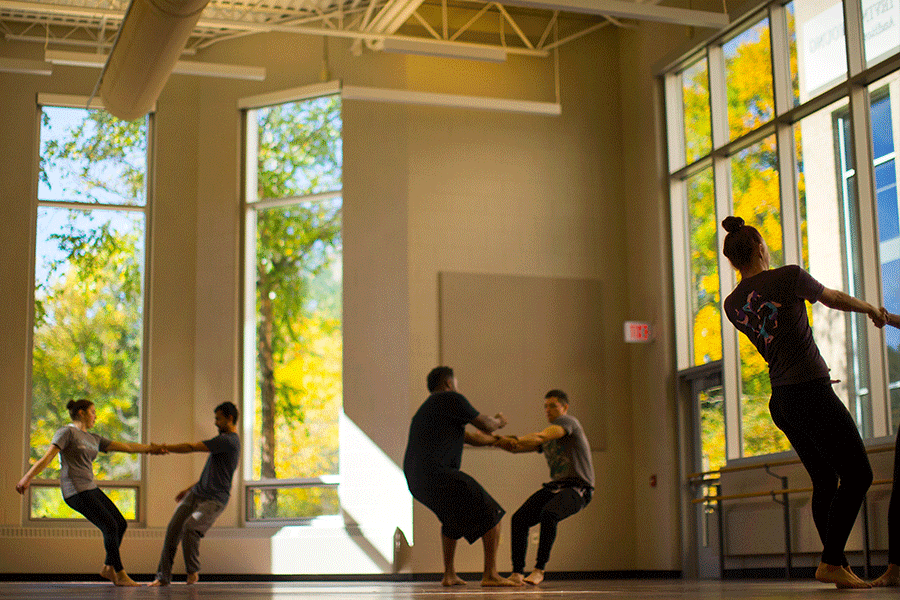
[99,0,210,121]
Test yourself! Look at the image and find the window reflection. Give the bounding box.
[863,0,900,66]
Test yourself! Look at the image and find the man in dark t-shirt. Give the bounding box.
[148,402,241,587]
[403,366,518,587]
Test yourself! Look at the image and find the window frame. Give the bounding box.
[25,94,154,525]
[239,81,344,526]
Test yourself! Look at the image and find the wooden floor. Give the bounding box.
[2,579,900,600]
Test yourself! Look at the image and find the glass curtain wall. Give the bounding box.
[668,0,899,460]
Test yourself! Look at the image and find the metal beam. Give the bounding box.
[499,0,728,28]
[2,0,727,30]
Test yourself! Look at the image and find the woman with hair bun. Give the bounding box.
[721,215,885,589]
[16,398,165,586]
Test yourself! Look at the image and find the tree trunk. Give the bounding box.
[258,288,278,518]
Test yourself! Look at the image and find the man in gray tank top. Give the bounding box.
[496,390,594,585]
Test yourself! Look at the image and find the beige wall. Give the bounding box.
[619,21,686,572]
[0,12,700,575]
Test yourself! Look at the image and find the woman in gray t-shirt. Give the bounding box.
[16,399,163,586]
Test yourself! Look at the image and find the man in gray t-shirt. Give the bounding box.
[496,390,594,585]
[149,402,240,587]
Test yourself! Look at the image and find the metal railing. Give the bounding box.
[689,444,895,579]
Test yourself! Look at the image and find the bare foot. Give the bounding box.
[186,572,199,585]
[146,579,168,587]
[100,565,115,583]
[114,571,140,587]
[872,564,900,587]
[524,569,545,585]
[481,574,520,587]
[815,562,871,589]
[508,573,526,585]
[843,566,868,586]
[441,574,466,586]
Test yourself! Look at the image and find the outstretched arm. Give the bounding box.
[820,288,885,327]
[499,424,567,453]
[106,441,166,454]
[465,429,499,446]
[17,445,60,494]
[884,309,900,329]
[161,441,210,454]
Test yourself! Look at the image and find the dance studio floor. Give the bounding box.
[3,579,900,600]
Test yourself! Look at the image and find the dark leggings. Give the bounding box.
[64,488,127,572]
[510,487,586,573]
[889,430,900,565]
[769,379,872,566]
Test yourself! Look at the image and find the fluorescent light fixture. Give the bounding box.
[174,60,265,81]
[44,50,106,67]
[37,93,112,110]
[239,80,341,109]
[342,85,560,116]
[44,50,265,81]
[0,57,53,76]
[382,38,506,63]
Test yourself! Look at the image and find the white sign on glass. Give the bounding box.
[802,0,899,96]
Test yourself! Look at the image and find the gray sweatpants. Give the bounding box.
[155,490,225,583]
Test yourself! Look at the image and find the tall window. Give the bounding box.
[668,0,900,461]
[30,102,149,520]
[243,91,343,522]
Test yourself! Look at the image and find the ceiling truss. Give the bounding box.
[0,0,726,60]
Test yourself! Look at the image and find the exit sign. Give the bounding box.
[624,321,652,343]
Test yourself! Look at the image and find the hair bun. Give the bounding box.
[66,400,75,409]
[722,216,745,233]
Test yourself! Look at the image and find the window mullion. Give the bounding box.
[770,3,793,117]
[776,122,802,267]
[670,176,692,371]
[770,3,803,268]
[849,84,890,436]
[708,40,742,460]
[666,71,687,173]
[843,0,866,77]
[713,154,742,460]
[708,45,729,151]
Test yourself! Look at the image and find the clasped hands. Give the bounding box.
[147,443,169,455]
[875,306,899,329]
[493,435,521,452]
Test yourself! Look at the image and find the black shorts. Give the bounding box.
[408,470,505,544]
